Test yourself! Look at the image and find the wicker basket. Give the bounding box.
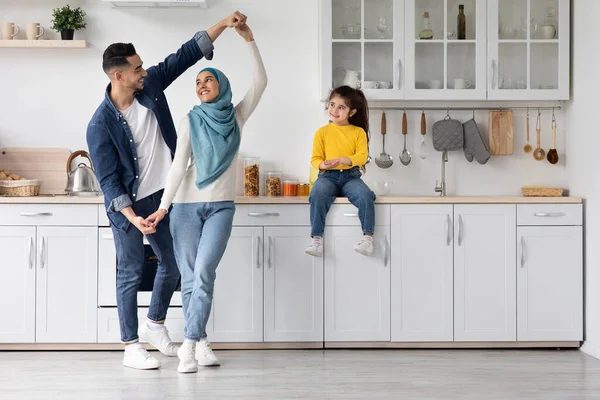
[521,186,564,197]
[0,179,42,197]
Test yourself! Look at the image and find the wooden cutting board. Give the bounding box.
[489,110,514,155]
[0,147,72,195]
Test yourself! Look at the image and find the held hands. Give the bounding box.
[130,216,156,235]
[223,11,247,29]
[145,209,168,228]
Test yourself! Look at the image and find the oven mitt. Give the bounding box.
[432,119,464,151]
[463,118,490,164]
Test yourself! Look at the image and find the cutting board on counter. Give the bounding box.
[488,110,514,155]
[0,147,71,194]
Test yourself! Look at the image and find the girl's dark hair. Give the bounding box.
[328,86,370,140]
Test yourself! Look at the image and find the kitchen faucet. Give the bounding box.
[434,150,448,197]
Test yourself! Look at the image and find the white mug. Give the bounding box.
[362,81,380,89]
[429,79,443,89]
[1,22,19,40]
[454,78,471,89]
[26,23,45,40]
[378,81,392,89]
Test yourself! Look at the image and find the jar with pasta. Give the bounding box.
[283,179,299,196]
[244,157,260,196]
[265,171,282,197]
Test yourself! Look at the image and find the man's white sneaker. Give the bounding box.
[123,346,161,370]
[305,237,323,257]
[354,236,374,256]
[177,341,198,373]
[139,322,179,357]
[196,339,220,367]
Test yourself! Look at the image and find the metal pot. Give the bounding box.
[65,150,102,196]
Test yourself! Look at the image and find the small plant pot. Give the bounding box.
[61,29,74,40]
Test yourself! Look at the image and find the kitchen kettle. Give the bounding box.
[65,150,102,196]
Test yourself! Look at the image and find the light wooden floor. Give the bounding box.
[1,349,600,399]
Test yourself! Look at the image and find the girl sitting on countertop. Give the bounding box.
[305,85,376,257]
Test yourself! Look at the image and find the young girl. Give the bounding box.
[144,22,267,373]
[305,85,375,257]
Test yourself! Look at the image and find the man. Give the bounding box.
[86,11,247,370]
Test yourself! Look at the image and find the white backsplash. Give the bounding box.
[0,0,567,197]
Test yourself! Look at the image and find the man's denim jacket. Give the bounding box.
[86,31,213,231]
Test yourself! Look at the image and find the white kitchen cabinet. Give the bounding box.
[205,227,264,342]
[264,227,323,342]
[404,0,488,100]
[487,0,570,100]
[390,205,453,342]
[517,226,582,341]
[454,205,516,341]
[35,227,98,343]
[320,0,406,100]
[325,225,391,342]
[0,227,36,343]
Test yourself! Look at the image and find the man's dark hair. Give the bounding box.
[102,43,137,74]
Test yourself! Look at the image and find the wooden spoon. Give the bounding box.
[546,113,559,164]
[533,111,545,161]
[523,112,532,153]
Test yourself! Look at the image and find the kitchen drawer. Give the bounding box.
[326,204,390,226]
[98,205,109,227]
[97,307,185,343]
[0,204,98,226]
[517,204,582,226]
[233,205,310,226]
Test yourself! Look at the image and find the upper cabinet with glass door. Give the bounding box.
[488,0,569,100]
[320,0,405,100]
[404,0,487,100]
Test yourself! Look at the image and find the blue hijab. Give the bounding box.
[188,67,240,190]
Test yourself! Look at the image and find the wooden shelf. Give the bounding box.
[0,40,88,48]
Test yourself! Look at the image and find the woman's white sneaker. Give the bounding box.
[196,339,220,367]
[177,341,198,373]
[122,344,161,370]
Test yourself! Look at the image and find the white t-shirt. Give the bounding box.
[120,98,172,201]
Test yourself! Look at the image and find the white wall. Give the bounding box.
[566,0,600,359]
[1,0,567,197]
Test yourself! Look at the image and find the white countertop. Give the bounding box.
[0,195,583,204]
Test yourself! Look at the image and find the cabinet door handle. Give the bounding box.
[383,236,389,267]
[256,236,261,269]
[40,237,46,269]
[520,236,526,268]
[490,59,497,90]
[457,215,463,246]
[247,212,280,217]
[397,58,402,89]
[446,214,452,246]
[20,212,53,217]
[342,213,359,217]
[102,234,114,240]
[533,212,566,218]
[267,236,273,269]
[28,237,34,270]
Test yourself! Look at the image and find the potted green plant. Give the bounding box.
[50,5,87,40]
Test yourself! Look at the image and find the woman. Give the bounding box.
[145,21,267,373]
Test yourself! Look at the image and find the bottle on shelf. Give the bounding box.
[419,11,433,40]
[457,5,466,40]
